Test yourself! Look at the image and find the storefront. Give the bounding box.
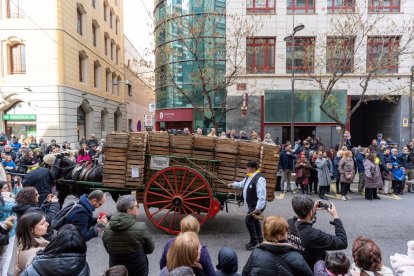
[3,102,37,138]
[155,108,194,132]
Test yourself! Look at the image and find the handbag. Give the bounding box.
[296,168,303,178]
[345,171,353,180]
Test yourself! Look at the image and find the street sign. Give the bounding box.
[403,118,409,127]
[144,115,153,127]
[2,114,36,121]
[149,103,155,113]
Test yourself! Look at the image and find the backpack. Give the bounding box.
[51,200,79,231]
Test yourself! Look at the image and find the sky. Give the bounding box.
[123,0,154,61]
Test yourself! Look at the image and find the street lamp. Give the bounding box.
[284,23,305,144]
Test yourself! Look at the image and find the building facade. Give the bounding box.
[154,0,226,133]
[124,35,155,132]
[0,0,126,144]
[226,0,414,146]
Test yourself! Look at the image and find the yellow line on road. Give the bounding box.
[380,194,401,200]
[275,193,285,199]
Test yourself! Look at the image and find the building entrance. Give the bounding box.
[282,126,316,143]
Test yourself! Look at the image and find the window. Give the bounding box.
[111,40,115,60]
[327,0,355,13]
[112,72,117,94]
[92,0,96,8]
[116,45,120,64]
[110,9,114,28]
[326,37,354,73]
[246,0,275,14]
[92,20,99,47]
[368,0,400,12]
[94,61,101,88]
[79,51,88,83]
[287,0,315,14]
[116,76,121,95]
[7,0,24,18]
[106,68,111,92]
[104,33,109,55]
[286,37,315,73]
[77,4,86,36]
[115,17,119,35]
[103,0,108,21]
[9,43,26,74]
[246,37,275,74]
[367,36,399,73]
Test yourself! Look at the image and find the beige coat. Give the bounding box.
[15,237,49,276]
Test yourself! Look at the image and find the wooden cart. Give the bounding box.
[100,132,280,234]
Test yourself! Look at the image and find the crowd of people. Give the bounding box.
[278,132,414,201]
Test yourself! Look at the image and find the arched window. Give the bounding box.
[104,32,109,56]
[76,4,86,36]
[79,51,88,83]
[116,45,120,64]
[110,39,115,60]
[112,72,117,94]
[100,109,108,132]
[114,108,122,131]
[116,76,121,96]
[106,68,111,93]
[103,0,108,21]
[10,43,26,74]
[92,20,100,47]
[110,8,114,28]
[93,60,101,88]
[115,16,119,35]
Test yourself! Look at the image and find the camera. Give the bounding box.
[317,201,332,210]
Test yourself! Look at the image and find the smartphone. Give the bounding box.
[317,201,332,210]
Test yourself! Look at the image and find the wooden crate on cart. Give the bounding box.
[126,132,147,188]
[103,133,129,188]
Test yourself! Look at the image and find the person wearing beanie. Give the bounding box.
[215,247,240,276]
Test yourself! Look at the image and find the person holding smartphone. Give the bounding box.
[287,196,348,270]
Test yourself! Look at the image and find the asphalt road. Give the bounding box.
[86,184,414,275]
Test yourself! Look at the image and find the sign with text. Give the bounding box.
[155,108,194,122]
[149,103,156,113]
[144,115,153,127]
[403,118,409,127]
[2,114,36,121]
[150,156,170,170]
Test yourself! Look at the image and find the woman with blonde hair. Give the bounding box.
[160,232,203,276]
[250,132,261,143]
[159,215,214,276]
[338,150,355,201]
[207,128,217,137]
[242,216,312,276]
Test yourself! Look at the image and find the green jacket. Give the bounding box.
[102,212,155,255]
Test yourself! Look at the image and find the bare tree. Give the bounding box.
[300,2,414,146]
[154,0,263,130]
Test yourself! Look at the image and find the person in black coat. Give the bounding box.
[242,216,312,276]
[22,167,53,205]
[21,224,90,276]
[287,196,348,269]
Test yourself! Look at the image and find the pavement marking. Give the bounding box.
[380,193,402,200]
[326,193,341,200]
[275,193,285,199]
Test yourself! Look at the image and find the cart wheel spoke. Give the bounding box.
[182,204,203,221]
[150,203,173,217]
[181,175,198,196]
[183,184,206,199]
[162,173,176,196]
[156,207,172,226]
[184,201,210,211]
[179,169,188,194]
[152,181,175,198]
[185,196,211,201]
[147,190,172,200]
[146,199,172,206]
[173,168,179,193]
[168,207,177,231]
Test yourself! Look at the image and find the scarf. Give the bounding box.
[79,194,95,214]
[246,170,260,178]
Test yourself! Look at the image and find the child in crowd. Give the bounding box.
[392,162,405,195]
[314,251,350,276]
[2,155,16,172]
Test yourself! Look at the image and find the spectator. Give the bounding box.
[208,128,217,137]
[45,139,57,155]
[10,138,21,153]
[22,166,53,205]
[0,133,7,152]
[104,265,128,276]
[160,232,204,276]
[279,145,295,194]
[333,151,342,195]
[392,162,405,195]
[216,247,240,276]
[363,153,383,200]
[242,216,313,276]
[93,146,104,165]
[239,131,249,140]
[64,190,107,242]
[368,139,379,154]
[381,163,393,195]
[79,136,87,147]
[315,151,331,200]
[356,148,367,194]
[76,148,91,164]
[309,152,319,195]
[15,212,50,275]
[195,128,203,137]
[344,131,351,150]
[21,224,90,276]
[88,144,97,159]
[390,240,414,275]
[262,134,275,145]
[160,215,214,276]
[2,155,16,172]
[401,146,414,193]
[287,196,348,269]
[295,153,312,195]
[0,216,15,272]
[3,145,16,162]
[338,150,355,201]
[227,129,239,140]
[87,134,99,148]
[183,128,191,135]
[102,195,154,276]
[314,251,350,276]
[350,236,393,276]
[250,132,261,143]
[28,138,39,150]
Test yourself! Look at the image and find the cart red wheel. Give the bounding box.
[144,166,213,234]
